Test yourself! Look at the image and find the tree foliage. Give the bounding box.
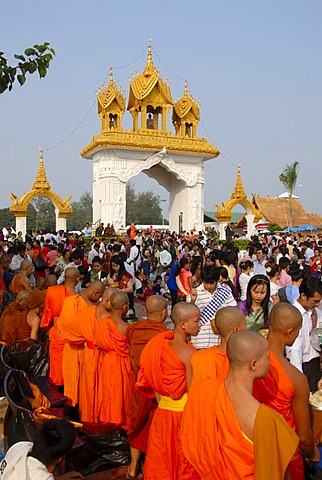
[67,192,93,230]
[27,197,56,231]
[126,183,163,225]
[279,161,300,227]
[0,208,15,230]
[0,42,55,94]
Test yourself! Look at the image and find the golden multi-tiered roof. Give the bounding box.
[81,42,219,158]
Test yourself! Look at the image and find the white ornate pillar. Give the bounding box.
[245,213,255,239]
[219,222,226,240]
[56,217,67,232]
[15,216,27,236]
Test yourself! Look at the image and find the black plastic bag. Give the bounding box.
[77,429,130,475]
[9,338,49,377]
[34,255,47,271]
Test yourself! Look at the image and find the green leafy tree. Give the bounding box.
[126,183,163,225]
[27,196,56,231]
[0,208,15,229]
[268,223,281,233]
[279,161,300,227]
[67,192,93,230]
[0,42,55,94]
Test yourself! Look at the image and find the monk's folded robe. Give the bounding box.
[40,285,73,385]
[253,351,304,479]
[59,305,101,422]
[0,301,30,345]
[191,345,229,386]
[95,317,134,429]
[181,378,299,480]
[57,294,88,406]
[136,331,200,480]
[126,319,166,452]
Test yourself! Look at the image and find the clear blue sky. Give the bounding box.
[0,0,321,217]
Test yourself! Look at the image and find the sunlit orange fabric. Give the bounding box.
[94,317,134,429]
[126,320,166,452]
[9,275,26,296]
[58,294,88,406]
[182,379,298,480]
[253,351,304,479]
[136,331,200,480]
[0,301,30,345]
[191,346,229,386]
[59,305,101,422]
[40,285,73,385]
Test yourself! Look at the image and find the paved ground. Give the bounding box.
[85,466,143,479]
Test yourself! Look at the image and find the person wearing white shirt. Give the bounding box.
[238,260,253,301]
[10,244,32,273]
[82,222,92,237]
[127,239,141,273]
[88,243,102,265]
[286,276,322,391]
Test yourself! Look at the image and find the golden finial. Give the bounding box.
[147,40,152,64]
[232,164,246,199]
[32,148,50,190]
[109,66,113,84]
[184,80,188,96]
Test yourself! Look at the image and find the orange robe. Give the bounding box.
[57,294,88,406]
[181,378,299,480]
[126,320,167,452]
[191,345,229,386]
[9,274,28,296]
[0,301,30,345]
[136,331,200,480]
[253,351,304,479]
[94,318,134,428]
[59,305,101,422]
[40,285,73,385]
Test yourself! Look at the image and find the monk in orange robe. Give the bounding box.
[40,267,79,385]
[9,260,33,295]
[94,291,134,428]
[253,303,319,477]
[58,281,105,406]
[0,290,29,345]
[182,330,299,480]
[136,302,201,480]
[125,295,167,479]
[191,306,245,386]
[59,287,115,422]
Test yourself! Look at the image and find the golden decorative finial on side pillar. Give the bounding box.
[32,148,51,190]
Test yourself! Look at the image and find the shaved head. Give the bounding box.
[35,277,47,290]
[16,290,29,301]
[171,302,199,327]
[269,303,302,333]
[87,280,105,295]
[102,286,116,300]
[46,275,57,287]
[227,331,268,368]
[0,255,10,266]
[146,295,167,316]
[20,260,32,271]
[215,307,246,338]
[110,291,129,310]
[64,267,80,281]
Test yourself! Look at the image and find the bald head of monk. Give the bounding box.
[145,295,168,323]
[227,330,270,380]
[171,302,201,337]
[269,302,302,347]
[98,287,117,313]
[83,280,105,304]
[110,291,129,312]
[16,290,29,309]
[46,275,57,287]
[35,277,47,291]
[0,254,11,270]
[64,267,80,285]
[214,307,246,340]
[20,260,33,274]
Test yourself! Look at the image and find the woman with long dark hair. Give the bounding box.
[237,274,272,332]
[107,253,135,314]
[175,256,192,302]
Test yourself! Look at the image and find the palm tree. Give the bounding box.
[279,161,300,227]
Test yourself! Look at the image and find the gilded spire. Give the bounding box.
[143,40,155,75]
[109,66,114,85]
[32,149,51,190]
[184,79,188,97]
[232,164,246,200]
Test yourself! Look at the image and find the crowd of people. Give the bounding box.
[0,222,322,478]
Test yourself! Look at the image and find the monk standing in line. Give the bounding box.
[94,291,134,428]
[181,331,299,480]
[136,302,201,480]
[191,306,245,386]
[58,280,105,406]
[253,302,319,477]
[59,287,115,422]
[40,267,79,386]
[9,260,33,295]
[0,290,29,345]
[125,295,167,479]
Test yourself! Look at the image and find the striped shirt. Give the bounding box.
[200,283,236,325]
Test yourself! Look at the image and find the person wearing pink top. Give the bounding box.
[277,257,292,288]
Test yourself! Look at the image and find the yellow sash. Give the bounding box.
[158,393,188,412]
